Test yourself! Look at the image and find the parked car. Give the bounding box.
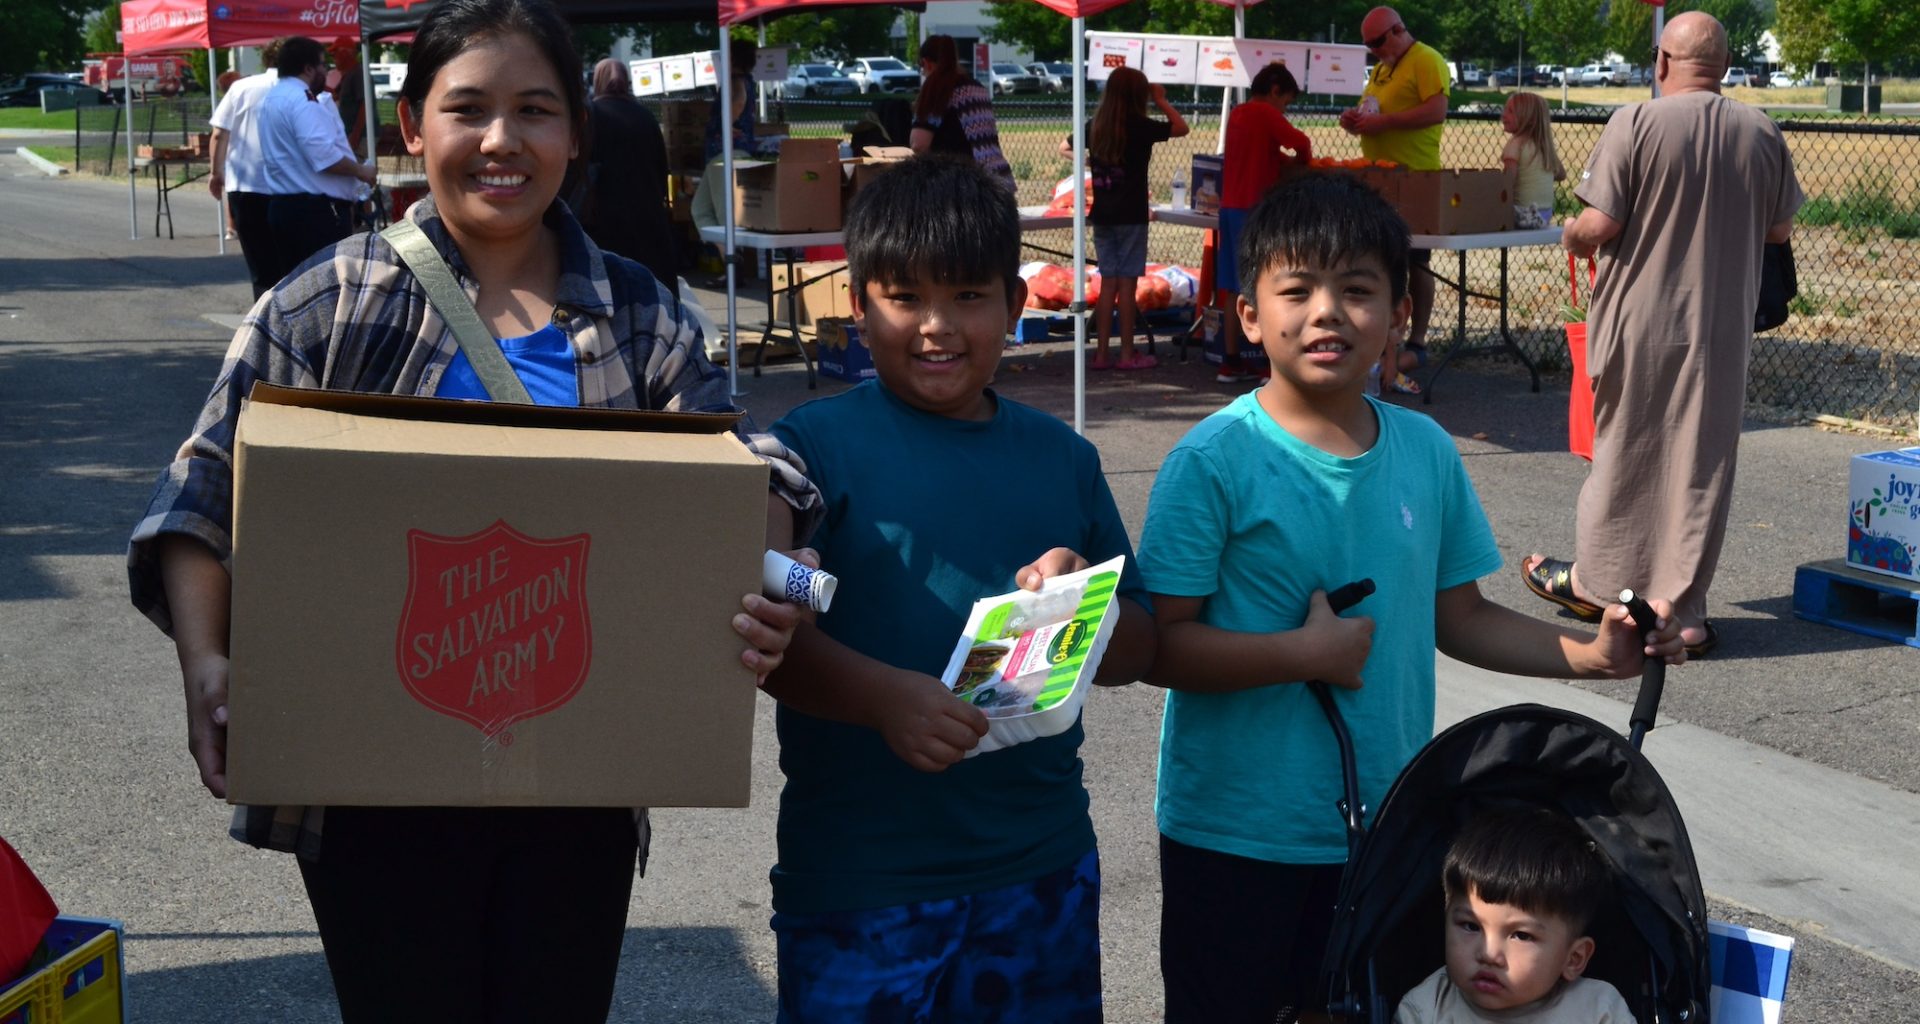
[1447,62,1485,86]
[783,63,859,99]
[1488,65,1552,87]
[1768,71,1808,88]
[1560,63,1629,87]
[0,73,113,107]
[1720,67,1753,88]
[840,56,920,95]
[986,63,1046,96]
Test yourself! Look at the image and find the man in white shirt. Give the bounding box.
[257,36,376,294]
[208,39,283,299]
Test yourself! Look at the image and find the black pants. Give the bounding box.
[298,806,639,1023]
[227,191,277,300]
[1159,833,1345,1024]
[263,193,355,296]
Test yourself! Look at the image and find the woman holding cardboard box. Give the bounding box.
[127,0,822,1019]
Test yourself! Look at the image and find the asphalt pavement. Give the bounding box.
[4,150,1919,1021]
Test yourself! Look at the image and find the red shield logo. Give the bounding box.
[395,521,592,739]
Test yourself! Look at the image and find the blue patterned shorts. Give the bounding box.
[771,848,1103,1023]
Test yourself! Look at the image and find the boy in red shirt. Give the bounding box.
[1214,62,1312,383]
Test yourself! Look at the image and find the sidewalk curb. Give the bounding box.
[14,147,68,177]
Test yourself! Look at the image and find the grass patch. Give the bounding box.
[1798,176,1920,239]
[0,107,82,130]
[21,144,75,167]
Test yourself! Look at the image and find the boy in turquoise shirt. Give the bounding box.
[763,157,1156,1022]
[1136,173,1685,1023]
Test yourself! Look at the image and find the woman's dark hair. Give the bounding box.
[1442,807,1612,935]
[844,155,1021,299]
[1238,172,1411,302]
[1250,61,1300,99]
[1090,66,1147,166]
[400,0,586,135]
[275,37,325,77]
[914,34,962,122]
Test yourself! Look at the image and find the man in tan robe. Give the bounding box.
[1522,12,1801,654]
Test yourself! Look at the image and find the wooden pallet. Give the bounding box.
[1792,558,1920,649]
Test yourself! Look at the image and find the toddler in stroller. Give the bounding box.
[1395,805,1634,1022]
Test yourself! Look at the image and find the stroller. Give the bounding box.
[1311,582,1713,1023]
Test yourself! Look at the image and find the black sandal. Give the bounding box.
[1521,557,1606,622]
[1683,621,1719,658]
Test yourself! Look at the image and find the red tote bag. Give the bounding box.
[1566,254,1597,461]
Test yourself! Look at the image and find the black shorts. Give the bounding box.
[1159,833,1345,1024]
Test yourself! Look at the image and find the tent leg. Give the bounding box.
[127,75,137,241]
[720,38,741,397]
[1071,17,1087,436]
[211,46,224,255]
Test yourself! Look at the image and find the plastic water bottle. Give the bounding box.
[1170,171,1188,209]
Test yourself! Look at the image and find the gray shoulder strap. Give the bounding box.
[380,218,533,404]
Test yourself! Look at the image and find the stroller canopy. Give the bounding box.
[1322,703,1711,1023]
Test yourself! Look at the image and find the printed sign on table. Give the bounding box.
[1143,39,1197,85]
[661,55,696,93]
[631,59,664,96]
[1307,44,1370,95]
[1195,40,1242,87]
[1087,36,1143,81]
[694,50,718,87]
[1233,39,1309,87]
[754,46,789,83]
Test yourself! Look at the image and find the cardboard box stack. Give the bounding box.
[735,138,843,232]
[770,260,851,329]
[845,145,913,202]
[223,384,769,808]
[1848,448,1920,582]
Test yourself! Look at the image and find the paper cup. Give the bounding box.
[763,550,837,613]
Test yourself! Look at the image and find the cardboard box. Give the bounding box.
[1198,305,1267,367]
[771,260,851,328]
[845,145,913,200]
[1393,169,1514,235]
[1190,154,1223,215]
[224,384,770,807]
[1848,448,1920,581]
[814,316,876,382]
[735,138,843,232]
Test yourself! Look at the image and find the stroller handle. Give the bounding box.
[1309,579,1377,860]
[1620,589,1665,751]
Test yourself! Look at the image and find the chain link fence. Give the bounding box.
[71,96,216,184]
[783,95,1920,431]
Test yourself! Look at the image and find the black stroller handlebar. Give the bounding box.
[1620,589,1666,751]
[1308,579,1377,861]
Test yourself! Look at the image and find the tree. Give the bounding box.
[83,2,119,59]
[1825,0,1920,76]
[1772,0,1834,73]
[1528,0,1606,65]
[1,0,104,76]
[1435,1,1525,65]
[738,10,899,63]
[1685,0,1769,63]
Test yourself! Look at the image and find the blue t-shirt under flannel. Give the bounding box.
[434,323,577,405]
[768,380,1147,914]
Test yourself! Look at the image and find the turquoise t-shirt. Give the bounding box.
[1137,393,1501,864]
[768,380,1147,914]
[434,323,578,405]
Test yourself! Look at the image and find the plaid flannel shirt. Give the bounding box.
[128,194,821,861]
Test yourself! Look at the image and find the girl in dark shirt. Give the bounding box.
[1060,66,1188,369]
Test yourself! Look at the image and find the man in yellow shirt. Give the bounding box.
[1341,6,1449,393]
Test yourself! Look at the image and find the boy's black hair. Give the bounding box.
[1250,62,1299,98]
[1442,807,1612,935]
[844,155,1021,297]
[1237,173,1411,303]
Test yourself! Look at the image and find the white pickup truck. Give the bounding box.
[1559,63,1629,87]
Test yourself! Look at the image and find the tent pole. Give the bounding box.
[756,20,768,122]
[720,36,741,397]
[211,46,225,254]
[1651,7,1664,99]
[361,38,378,161]
[1070,16,1086,435]
[127,68,138,241]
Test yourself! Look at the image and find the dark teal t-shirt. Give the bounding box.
[768,380,1147,914]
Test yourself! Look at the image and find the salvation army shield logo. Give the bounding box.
[395,521,592,739]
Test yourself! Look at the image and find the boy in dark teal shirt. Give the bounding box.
[764,157,1156,1022]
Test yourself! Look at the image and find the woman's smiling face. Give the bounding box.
[400,31,578,246]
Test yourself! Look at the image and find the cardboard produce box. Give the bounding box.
[224,384,770,808]
[814,317,876,382]
[771,260,851,328]
[735,137,843,232]
[1848,448,1920,581]
[1394,169,1514,235]
[845,145,912,200]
